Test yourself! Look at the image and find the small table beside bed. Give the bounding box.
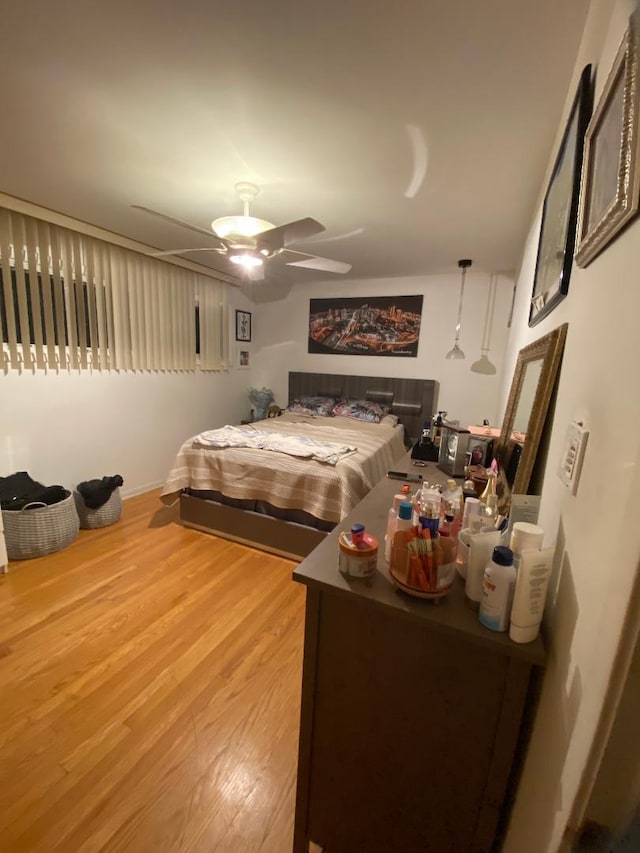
[161,372,439,560]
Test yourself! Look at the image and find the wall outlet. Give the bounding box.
[558,420,588,495]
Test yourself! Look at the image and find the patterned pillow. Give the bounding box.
[331,399,390,423]
[286,396,335,417]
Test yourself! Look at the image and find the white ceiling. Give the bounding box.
[0,0,588,293]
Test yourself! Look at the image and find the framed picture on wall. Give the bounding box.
[236,346,250,369]
[529,64,592,327]
[575,13,640,267]
[308,295,423,356]
[235,310,252,342]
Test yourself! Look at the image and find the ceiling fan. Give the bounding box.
[132,182,352,280]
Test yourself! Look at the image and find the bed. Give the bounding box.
[163,372,439,560]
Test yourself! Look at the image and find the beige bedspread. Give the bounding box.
[161,412,406,523]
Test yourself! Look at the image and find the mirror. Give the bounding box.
[497,323,568,512]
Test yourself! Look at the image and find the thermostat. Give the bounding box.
[558,420,588,495]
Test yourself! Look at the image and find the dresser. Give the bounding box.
[292,457,545,853]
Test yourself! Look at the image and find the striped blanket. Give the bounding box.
[161,412,405,523]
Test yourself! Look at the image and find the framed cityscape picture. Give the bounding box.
[308,295,423,357]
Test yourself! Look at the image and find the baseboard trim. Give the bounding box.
[121,480,164,500]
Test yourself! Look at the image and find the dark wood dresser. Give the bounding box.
[292,458,545,853]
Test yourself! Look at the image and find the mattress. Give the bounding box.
[161,412,406,524]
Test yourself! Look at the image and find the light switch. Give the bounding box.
[558,420,588,495]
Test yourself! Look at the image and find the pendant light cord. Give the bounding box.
[454,265,467,343]
[480,273,498,351]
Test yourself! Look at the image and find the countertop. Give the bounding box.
[293,457,546,667]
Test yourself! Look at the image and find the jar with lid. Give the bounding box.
[338,524,378,579]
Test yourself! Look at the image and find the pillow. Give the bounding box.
[286,395,335,417]
[380,412,399,428]
[331,398,390,423]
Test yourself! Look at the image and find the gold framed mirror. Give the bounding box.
[497,323,568,512]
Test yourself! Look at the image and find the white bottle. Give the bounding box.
[509,547,554,643]
[509,522,544,570]
[478,546,516,632]
[385,493,409,562]
[464,529,502,607]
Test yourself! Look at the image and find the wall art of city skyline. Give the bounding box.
[308,295,423,357]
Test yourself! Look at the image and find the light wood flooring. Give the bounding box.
[0,491,306,852]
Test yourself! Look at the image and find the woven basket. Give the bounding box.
[2,493,80,560]
[74,488,122,529]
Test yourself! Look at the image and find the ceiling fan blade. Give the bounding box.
[257,217,325,252]
[150,247,226,257]
[275,249,352,274]
[131,205,227,248]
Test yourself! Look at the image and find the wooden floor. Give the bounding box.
[0,491,306,852]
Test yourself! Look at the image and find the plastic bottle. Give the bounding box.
[440,479,462,541]
[465,528,502,607]
[509,547,554,643]
[509,522,544,570]
[461,496,480,531]
[389,501,414,583]
[478,546,516,632]
[384,489,412,562]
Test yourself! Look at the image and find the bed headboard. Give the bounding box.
[288,372,439,445]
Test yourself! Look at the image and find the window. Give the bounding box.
[0,267,98,348]
[0,207,229,371]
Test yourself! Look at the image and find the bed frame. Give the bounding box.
[180,372,439,561]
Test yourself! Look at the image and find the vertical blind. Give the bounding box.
[0,207,229,371]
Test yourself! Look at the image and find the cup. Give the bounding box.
[456,528,472,579]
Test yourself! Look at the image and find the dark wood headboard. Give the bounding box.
[288,372,439,445]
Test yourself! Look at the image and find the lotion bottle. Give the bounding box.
[509,522,544,570]
[384,489,411,562]
[478,546,516,632]
[389,502,414,584]
[509,547,554,643]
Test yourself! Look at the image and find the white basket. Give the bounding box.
[3,493,80,560]
[74,488,122,529]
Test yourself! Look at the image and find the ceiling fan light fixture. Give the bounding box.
[229,253,264,269]
[211,215,275,239]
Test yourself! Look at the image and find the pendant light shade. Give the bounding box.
[470,353,496,374]
[445,259,471,360]
[470,273,498,375]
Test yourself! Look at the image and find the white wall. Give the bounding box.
[501,1,640,850]
[252,272,514,430]
[0,295,255,497]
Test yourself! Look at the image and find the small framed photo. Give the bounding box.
[236,346,250,369]
[235,309,252,342]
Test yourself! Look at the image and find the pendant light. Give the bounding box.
[445,258,471,360]
[470,273,498,375]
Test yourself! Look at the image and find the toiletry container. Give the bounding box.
[478,546,516,632]
[338,524,379,579]
[389,502,414,584]
[385,490,411,562]
[509,522,544,569]
[461,496,480,530]
[465,528,502,607]
[509,547,554,643]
